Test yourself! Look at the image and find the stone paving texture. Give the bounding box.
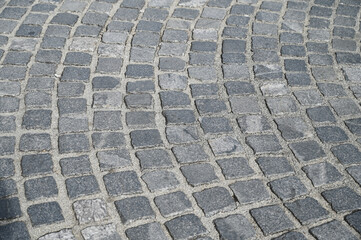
[0,0,361,239]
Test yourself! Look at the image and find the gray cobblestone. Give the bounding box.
[214,214,255,240]
[60,155,92,176]
[289,140,326,162]
[0,179,17,198]
[2,1,361,238]
[250,205,294,236]
[39,229,75,240]
[302,162,342,187]
[231,179,270,204]
[59,134,89,153]
[115,196,155,224]
[81,224,121,240]
[24,176,58,200]
[97,149,131,170]
[194,187,236,217]
[217,157,254,179]
[136,149,173,170]
[345,211,361,234]
[0,116,16,132]
[256,157,294,176]
[28,202,64,226]
[246,134,282,153]
[181,163,218,186]
[165,214,208,239]
[73,198,108,224]
[126,222,168,240]
[66,175,100,199]
[190,83,218,97]
[0,158,15,178]
[0,222,30,240]
[142,170,179,192]
[154,191,192,217]
[269,176,308,201]
[103,171,142,196]
[311,220,358,240]
[331,143,361,165]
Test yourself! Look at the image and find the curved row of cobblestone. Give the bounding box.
[0,0,361,239]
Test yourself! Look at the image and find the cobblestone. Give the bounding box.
[250,205,294,236]
[28,202,64,226]
[2,0,361,239]
[154,191,193,217]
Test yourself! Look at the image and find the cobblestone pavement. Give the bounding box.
[1,0,361,239]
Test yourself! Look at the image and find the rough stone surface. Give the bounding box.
[2,1,361,239]
[73,198,108,224]
[250,205,294,236]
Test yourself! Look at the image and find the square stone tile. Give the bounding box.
[165,214,208,240]
[321,186,361,213]
[269,176,308,200]
[27,202,64,226]
[96,149,132,171]
[195,99,227,115]
[209,136,243,156]
[266,96,298,114]
[155,191,193,217]
[166,125,199,144]
[73,198,108,224]
[24,176,58,200]
[214,214,255,240]
[180,163,218,186]
[289,140,326,162]
[345,118,361,136]
[103,171,142,196]
[0,158,15,178]
[81,224,121,240]
[193,187,236,217]
[136,149,173,170]
[275,117,310,140]
[0,197,21,220]
[229,96,261,114]
[92,132,125,149]
[142,170,179,192]
[302,162,342,187]
[347,165,361,186]
[310,220,358,240]
[237,115,271,133]
[329,98,361,116]
[0,179,17,198]
[0,222,30,240]
[331,144,361,165]
[230,179,270,204]
[217,157,254,179]
[130,129,163,148]
[316,126,349,143]
[250,205,294,236]
[126,222,168,240]
[115,196,155,224]
[21,154,52,177]
[256,157,294,176]
[172,144,209,164]
[200,117,233,134]
[246,134,282,154]
[60,155,91,176]
[345,210,361,234]
[306,106,336,123]
[285,197,329,225]
[65,175,100,199]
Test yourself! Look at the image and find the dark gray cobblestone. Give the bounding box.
[1,0,361,239]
